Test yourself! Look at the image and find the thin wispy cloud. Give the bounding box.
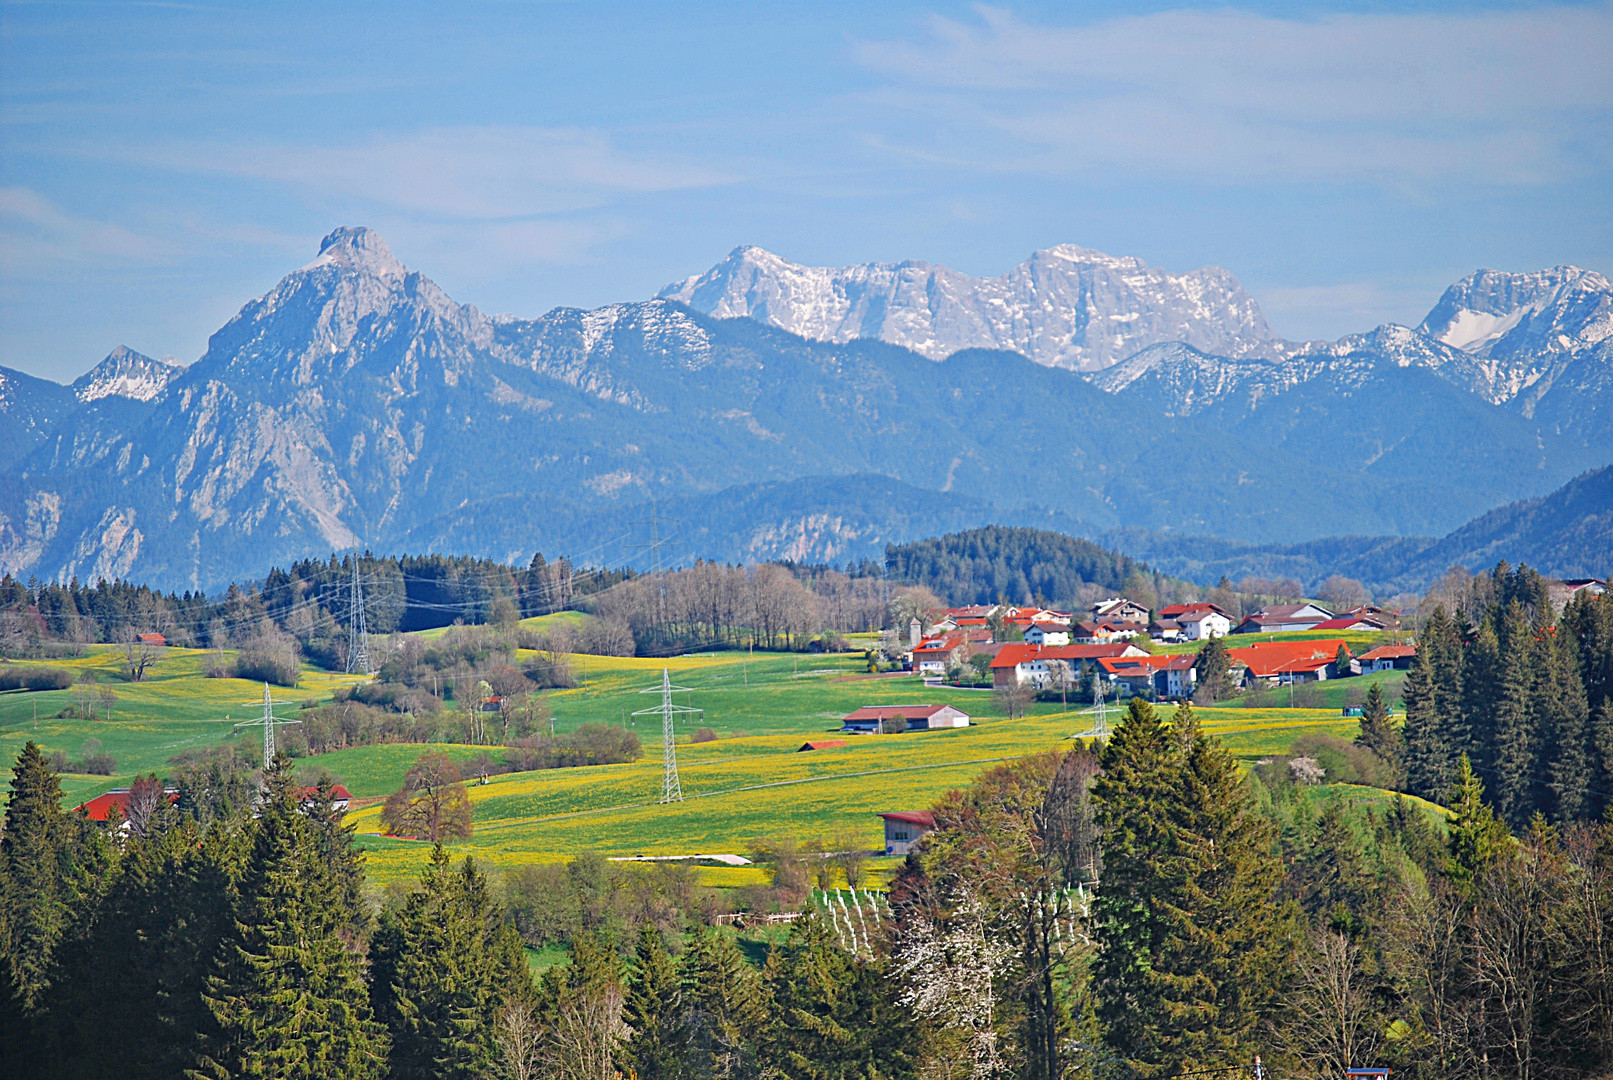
[850,3,1613,184]
[0,187,180,266]
[133,126,740,221]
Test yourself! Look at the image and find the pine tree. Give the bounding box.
[684,925,765,1079]
[761,913,917,1078]
[193,756,388,1080]
[1491,601,1540,828]
[373,845,532,1080]
[619,924,691,1079]
[1354,682,1403,780]
[1445,753,1510,899]
[1335,643,1353,677]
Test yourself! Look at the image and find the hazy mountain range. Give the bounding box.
[0,228,1608,593]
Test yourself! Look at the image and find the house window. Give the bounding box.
[895,830,910,841]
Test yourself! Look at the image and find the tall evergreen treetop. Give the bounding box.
[194,756,387,1080]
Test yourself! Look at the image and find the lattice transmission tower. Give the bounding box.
[633,667,701,803]
[347,558,372,675]
[233,683,302,771]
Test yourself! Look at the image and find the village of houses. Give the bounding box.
[836,577,1610,743]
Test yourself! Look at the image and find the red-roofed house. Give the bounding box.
[74,787,179,824]
[298,784,353,812]
[1229,639,1351,684]
[1155,603,1232,641]
[1070,620,1147,644]
[136,632,167,647]
[990,642,1147,688]
[879,811,936,855]
[842,704,970,733]
[1358,644,1418,672]
[798,740,848,752]
[910,628,994,675]
[1096,653,1199,699]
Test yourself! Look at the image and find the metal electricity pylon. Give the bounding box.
[1074,671,1109,741]
[633,667,701,803]
[235,683,302,771]
[347,558,371,675]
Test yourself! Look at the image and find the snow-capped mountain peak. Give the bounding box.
[70,345,185,403]
[658,244,1283,372]
[1419,266,1609,352]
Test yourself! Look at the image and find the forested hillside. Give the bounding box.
[886,525,1176,608]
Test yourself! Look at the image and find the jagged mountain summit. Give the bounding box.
[0,226,1607,592]
[659,244,1283,372]
[70,345,185,403]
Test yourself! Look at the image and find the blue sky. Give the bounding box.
[2,0,1610,382]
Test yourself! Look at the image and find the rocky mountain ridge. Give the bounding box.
[659,243,1284,372]
[0,227,1607,591]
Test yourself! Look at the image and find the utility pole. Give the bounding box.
[347,557,371,675]
[633,667,702,803]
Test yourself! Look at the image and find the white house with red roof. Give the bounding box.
[1154,603,1231,641]
[1096,653,1199,699]
[1358,644,1417,672]
[879,811,936,855]
[991,642,1147,688]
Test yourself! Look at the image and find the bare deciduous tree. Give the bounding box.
[121,633,162,682]
[492,999,542,1080]
[1277,931,1384,1075]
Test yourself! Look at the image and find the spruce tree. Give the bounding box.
[619,924,692,1079]
[1093,697,1293,1073]
[1092,698,1180,1065]
[43,814,241,1079]
[1,741,106,1014]
[194,756,387,1080]
[761,913,917,1078]
[684,925,765,1078]
[1445,753,1510,899]
[1158,702,1294,1067]
[1354,682,1402,775]
[1462,620,1501,772]
[1491,600,1539,828]
[1541,625,1592,822]
[1403,607,1465,801]
[1193,636,1233,702]
[373,845,532,1080]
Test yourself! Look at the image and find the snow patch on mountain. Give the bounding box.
[70,345,185,403]
[660,244,1283,372]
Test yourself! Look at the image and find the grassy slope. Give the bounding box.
[0,634,1418,886]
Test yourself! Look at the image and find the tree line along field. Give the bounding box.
[1,619,1420,885]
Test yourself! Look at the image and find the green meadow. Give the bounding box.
[0,631,1415,885]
